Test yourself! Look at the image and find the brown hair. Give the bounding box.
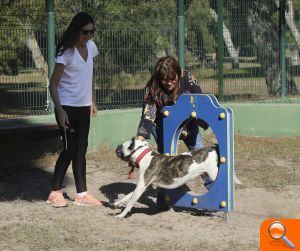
[146,56,182,106]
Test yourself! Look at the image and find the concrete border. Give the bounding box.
[0,103,299,161]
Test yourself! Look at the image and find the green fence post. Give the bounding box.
[280,0,287,97]
[177,0,185,68]
[46,0,55,113]
[217,0,224,100]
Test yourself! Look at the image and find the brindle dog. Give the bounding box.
[114,138,219,218]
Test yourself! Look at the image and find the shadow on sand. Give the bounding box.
[99,182,220,218]
[99,182,162,216]
[0,162,71,202]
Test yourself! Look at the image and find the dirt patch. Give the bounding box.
[0,135,299,250]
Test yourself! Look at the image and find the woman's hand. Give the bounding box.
[56,108,69,129]
[136,135,145,141]
[90,103,98,117]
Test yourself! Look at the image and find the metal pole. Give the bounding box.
[177,0,185,68]
[217,0,224,100]
[280,0,287,97]
[46,0,55,112]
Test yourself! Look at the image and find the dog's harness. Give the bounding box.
[127,147,151,179]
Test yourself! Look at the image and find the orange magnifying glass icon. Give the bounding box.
[268,221,295,249]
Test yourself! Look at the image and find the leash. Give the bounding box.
[128,147,151,179]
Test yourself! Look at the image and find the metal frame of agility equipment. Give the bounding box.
[161,94,234,214]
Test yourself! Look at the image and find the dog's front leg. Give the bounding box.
[113,192,133,208]
[115,182,147,219]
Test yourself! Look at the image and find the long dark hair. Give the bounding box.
[146,56,182,106]
[56,12,95,56]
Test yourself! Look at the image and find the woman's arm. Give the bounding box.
[136,94,157,139]
[185,70,202,94]
[90,78,97,117]
[136,135,146,141]
[49,63,69,128]
[184,71,209,130]
[91,41,99,117]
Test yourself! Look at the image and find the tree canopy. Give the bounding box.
[1,0,300,95]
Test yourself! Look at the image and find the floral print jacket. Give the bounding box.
[137,70,205,139]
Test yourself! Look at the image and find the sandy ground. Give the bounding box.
[0,136,299,251]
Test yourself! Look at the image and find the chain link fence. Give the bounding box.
[0,1,48,118]
[1,0,300,119]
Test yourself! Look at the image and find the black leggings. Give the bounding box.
[52,106,90,193]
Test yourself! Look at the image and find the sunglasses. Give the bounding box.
[160,78,177,85]
[80,29,96,35]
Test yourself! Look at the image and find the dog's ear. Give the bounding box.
[129,137,135,151]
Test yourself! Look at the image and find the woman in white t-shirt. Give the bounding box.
[47,12,102,207]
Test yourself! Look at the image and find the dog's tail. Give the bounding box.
[234,173,242,185]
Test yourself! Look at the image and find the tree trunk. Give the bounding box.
[167,32,176,57]
[154,35,167,59]
[283,0,300,67]
[275,0,300,66]
[26,30,48,77]
[275,0,300,51]
[246,2,298,96]
[291,49,300,65]
[26,30,51,110]
[210,8,239,68]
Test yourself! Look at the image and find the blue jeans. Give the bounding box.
[151,119,204,153]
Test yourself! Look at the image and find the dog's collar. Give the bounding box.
[125,145,143,161]
[128,147,151,179]
[134,147,151,167]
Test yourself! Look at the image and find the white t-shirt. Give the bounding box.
[55,40,99,106]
